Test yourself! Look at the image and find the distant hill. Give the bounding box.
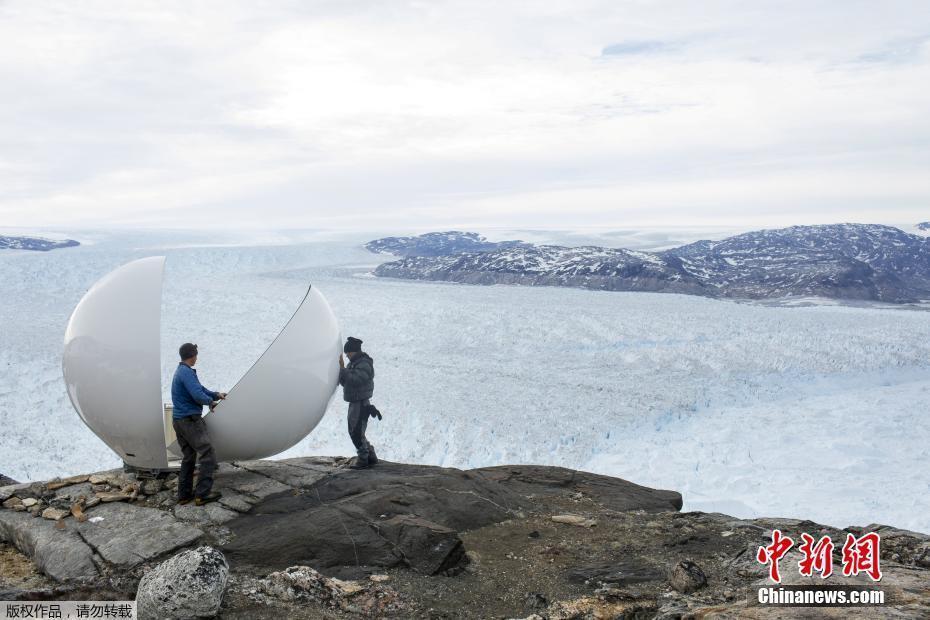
[0,235,80,251]
[364,231,529,257]
[917,222,930,231]
[369,224,930,303]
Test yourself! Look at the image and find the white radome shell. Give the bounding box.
[63,256,340,469]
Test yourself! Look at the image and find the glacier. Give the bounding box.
[1,230,928,533]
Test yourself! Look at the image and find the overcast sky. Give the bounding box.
[1,1,929,232]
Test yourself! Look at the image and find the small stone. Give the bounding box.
[369,574,390,583]
[84,496,101,509]
[668,559,707,594]
[525,592,548,610]
[21,498,38,508]
[528,530,540,538]
[916,544,930,568]
[42,507,70,521]
[88,474,108,485]
[140,479,164,495]
[71,499,88,523]
[47,474,89,490]
[95,491,132,503]
[2,496,23,510]
[551,514,597,528]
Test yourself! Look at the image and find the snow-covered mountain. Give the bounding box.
[364,231,529,257]
[0,235,79,251]
[372,224,930,303]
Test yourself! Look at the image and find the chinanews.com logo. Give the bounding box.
[754,529,886,607]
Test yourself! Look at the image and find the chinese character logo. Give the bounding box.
[842,532,882,581]
[757,529,882,583]
[757,529,795,583]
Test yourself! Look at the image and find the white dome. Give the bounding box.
[63,257,340,469]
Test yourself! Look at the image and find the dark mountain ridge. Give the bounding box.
[370,224,930,303]
[0,235,80,251]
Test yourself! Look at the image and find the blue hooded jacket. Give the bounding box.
[171,363,219,419]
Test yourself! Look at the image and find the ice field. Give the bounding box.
[1,230,929,532]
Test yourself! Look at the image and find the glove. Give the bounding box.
[365,404,383,420]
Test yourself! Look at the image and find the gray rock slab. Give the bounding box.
[0,509,97,581]
[232,460,332,489]
[472,465,683,513]
[0,482,31,503]
[213,464,291,501]
[217,492,253,513]
[76,503,203,568]
[376,514,465,575]
[277,456,344,474]
[0,482,43,501]
[173,502,238,525]
[566,559,663,587]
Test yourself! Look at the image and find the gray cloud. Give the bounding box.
[855,35,929,64]
[0,1,928,232]
[601,40,670,56]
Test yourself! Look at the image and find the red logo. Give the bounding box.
[841,532,882,581]
[757,529,882,583]
[757,529,794,583]
[798,533,834,578]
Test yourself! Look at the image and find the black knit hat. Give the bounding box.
[343,337,363,353]
[179,342,198,360]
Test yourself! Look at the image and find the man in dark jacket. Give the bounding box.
[338,336,378,469]
[171,342,226,505]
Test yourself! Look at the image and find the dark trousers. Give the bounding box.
[347,400,377,464]
[172,415,217,499]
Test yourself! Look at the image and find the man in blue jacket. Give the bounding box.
[171,342,227,505]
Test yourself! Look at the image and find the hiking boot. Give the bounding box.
[177,497,193,506]
[195,491,222,506]
[349,460,370,470]
[368,446,378,466]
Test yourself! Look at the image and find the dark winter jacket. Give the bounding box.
[339,352,374,402]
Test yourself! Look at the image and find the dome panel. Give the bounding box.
[63,256,168,469]
[206,286,341,461]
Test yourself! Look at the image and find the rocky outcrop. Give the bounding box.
[221,461,682,577]
[136,546,228,620]
[371,224,930,303]
[3,458,929,618]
